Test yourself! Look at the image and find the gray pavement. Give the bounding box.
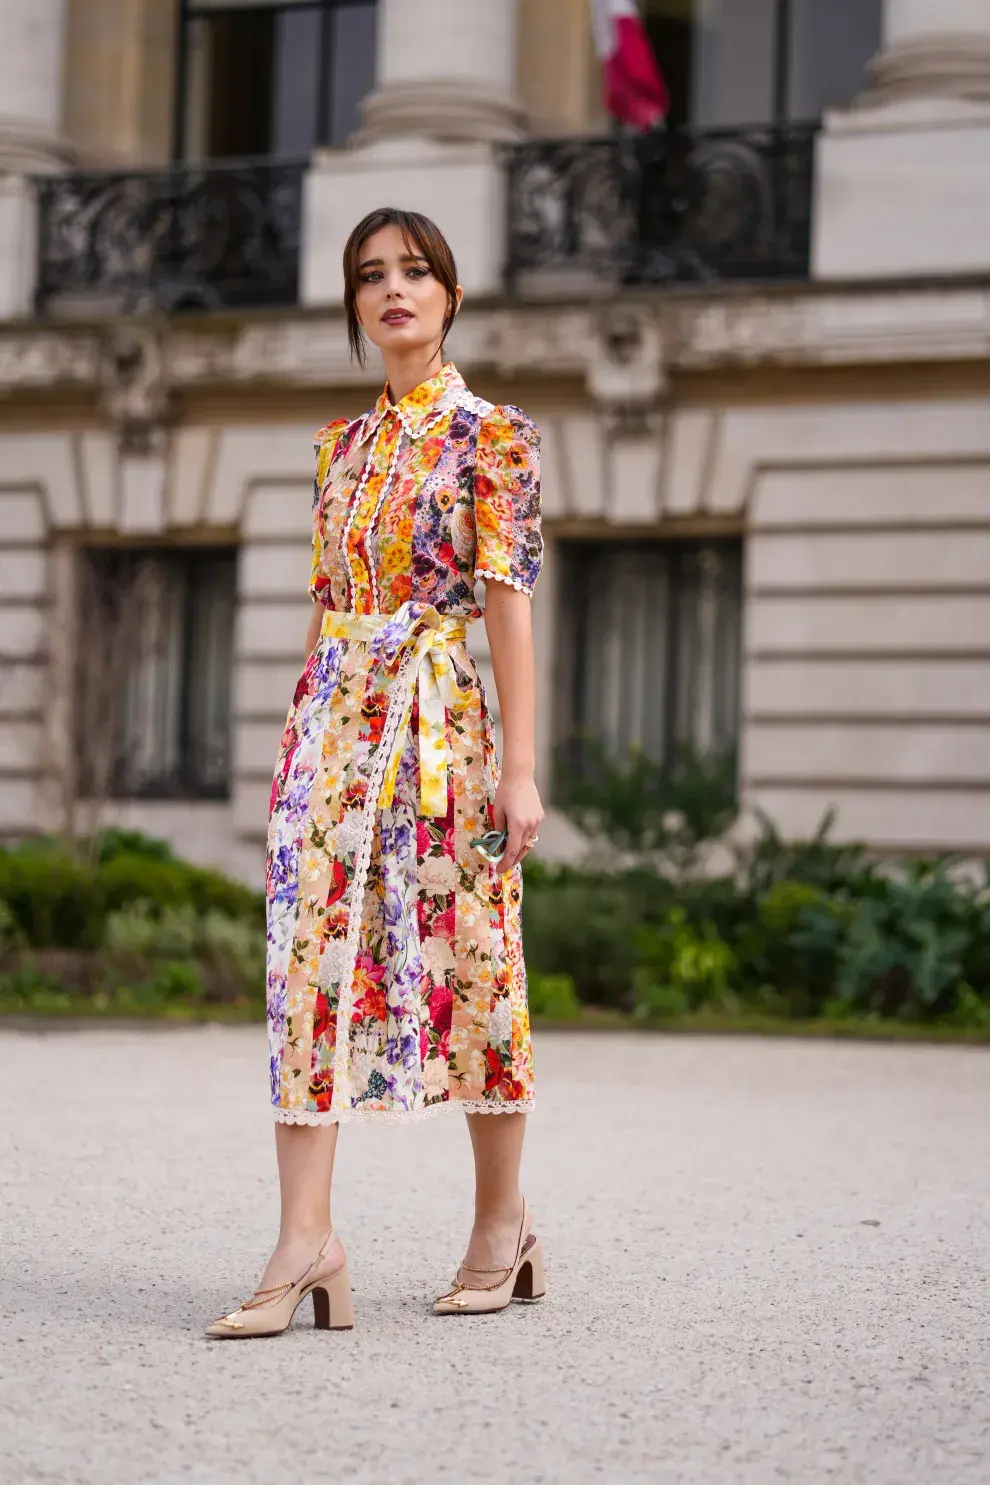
[1,1025,988,1485]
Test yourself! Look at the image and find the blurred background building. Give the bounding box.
[0,0,988,881]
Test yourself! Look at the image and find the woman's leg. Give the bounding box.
[461,1113,529,1271]
[256,1123,344,1289]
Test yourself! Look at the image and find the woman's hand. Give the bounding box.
[492,769,544,873]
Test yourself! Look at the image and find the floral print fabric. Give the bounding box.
[267,364,542,1123]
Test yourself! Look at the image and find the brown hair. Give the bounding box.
[342,207,460,366]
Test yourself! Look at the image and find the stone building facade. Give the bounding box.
[1,0,989,881]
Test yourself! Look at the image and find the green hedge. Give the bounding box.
[3,819,990,1030]
[522,824,990,1027]
[0,831,264,952]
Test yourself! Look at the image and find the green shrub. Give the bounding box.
[554,736,738,862]
[833,866,986,1020]
[96,828,175,865]
[97,855,264,924]
[633,909,739,1017]
[528,973,581,1020]
[522,871,642,1006]
[0,846,102,949]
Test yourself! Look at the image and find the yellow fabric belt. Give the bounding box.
[321,605,472,818]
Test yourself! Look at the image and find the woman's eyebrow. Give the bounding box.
[358,254,429,270]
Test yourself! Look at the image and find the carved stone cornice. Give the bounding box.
[861,35,990,107]
[356,79,526,145]
[1,285,990,409]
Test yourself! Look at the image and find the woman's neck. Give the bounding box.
[384,350,444,405]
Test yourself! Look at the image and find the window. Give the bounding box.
[77,548,237,800]
[555,539,742,778]
[175,0,378,161]
[641,0,882,127]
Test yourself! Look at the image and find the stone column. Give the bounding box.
[0,0,72,320]
[0,0,71,171]
[813,0,990,280]
[302,0,523,308]
[864,0,990,105]
[360,0,524,143]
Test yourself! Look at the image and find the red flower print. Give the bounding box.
[313,990,333,1045]
[476,473,495,501]
[326,858,349,908]
[484,1048,504,1093]
[341,778,365,811]
[435,903,455,939]
[420,1025,430,1062]
[438,540,458,573]
[429,982,453,1033]
[438,1027,450,1063]
[310,1065,334,1112]
[351,953,387,1022]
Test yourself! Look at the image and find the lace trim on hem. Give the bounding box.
[274,1098,534,1128]
[476,569,534,596]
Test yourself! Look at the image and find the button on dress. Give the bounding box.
[266,363,543,1123]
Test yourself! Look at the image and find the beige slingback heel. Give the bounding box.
[434,1199,546,1315]
[205,1229,354,1339]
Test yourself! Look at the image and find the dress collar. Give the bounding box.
[360,362,468,442]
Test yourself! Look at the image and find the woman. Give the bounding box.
[207,208,545,1337]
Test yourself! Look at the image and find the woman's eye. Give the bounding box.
[408,267,428,279]
[361,271,382,283]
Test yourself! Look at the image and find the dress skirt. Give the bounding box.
[265,601,535,1124]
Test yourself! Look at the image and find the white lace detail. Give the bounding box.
[275,1097,534,1127]
[475,569,533,596]
[328,641,420,1113]
[395,402,454,443]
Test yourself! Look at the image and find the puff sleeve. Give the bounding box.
[473,405,543,596]
[310,418,348,602]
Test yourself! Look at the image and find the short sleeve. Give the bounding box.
[474,406,543,596]
[310,419,348,601]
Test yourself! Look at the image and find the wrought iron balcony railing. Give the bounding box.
[503,123,818,293]
[35,157,306,316]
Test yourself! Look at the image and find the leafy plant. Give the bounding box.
[633,909,739,1017]
[528,973,581,1021]
[554,736,738,869]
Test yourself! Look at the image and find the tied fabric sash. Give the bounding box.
[322,604,473,818]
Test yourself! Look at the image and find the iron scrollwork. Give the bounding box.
[35,157,306,315]
[504,123,818,291]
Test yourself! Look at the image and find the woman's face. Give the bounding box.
[354,224,461,362]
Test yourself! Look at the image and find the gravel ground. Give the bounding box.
[1,1025,988,1485]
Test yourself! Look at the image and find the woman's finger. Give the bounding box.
[503,817,540,873]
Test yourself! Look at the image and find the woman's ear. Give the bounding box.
[454,284,464,314]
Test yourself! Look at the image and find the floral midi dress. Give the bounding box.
[266,363,543,1124]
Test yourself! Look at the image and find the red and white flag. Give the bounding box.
[591,0,669,130]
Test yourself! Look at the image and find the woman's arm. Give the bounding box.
[483,580,544,872]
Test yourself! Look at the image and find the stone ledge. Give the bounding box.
[1,283,989,405]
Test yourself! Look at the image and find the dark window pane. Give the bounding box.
[272,7,322,155]
[692,0,779,127]
[77,548,237,800]
[180,2,379,160]
[787,0,881,118]
[325,1,378,145]
[205,11,276,158]
[557,539,742,780]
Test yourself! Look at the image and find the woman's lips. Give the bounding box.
[381,310,413,324]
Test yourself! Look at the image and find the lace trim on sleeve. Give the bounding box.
[475,569,534,597]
